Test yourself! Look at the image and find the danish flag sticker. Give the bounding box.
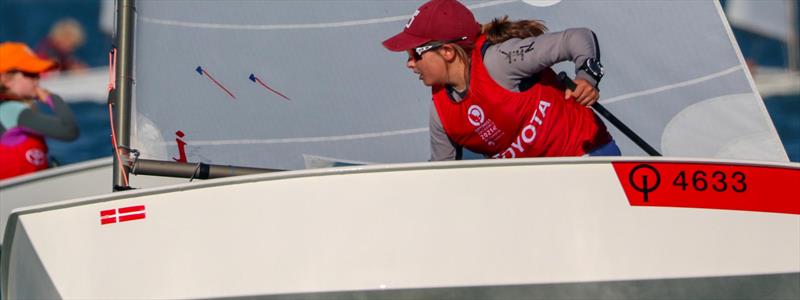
[100,205,146,225]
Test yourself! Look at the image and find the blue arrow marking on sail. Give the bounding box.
[194,66,236,99]
[250,73,291,101]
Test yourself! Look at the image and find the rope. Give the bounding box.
[108,103,130,186]
[107,47,129,186]
[189,162,202,182]
[107,49,117,92]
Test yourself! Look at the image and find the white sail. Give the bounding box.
[129,0,788,171]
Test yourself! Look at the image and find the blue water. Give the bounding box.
[3,0,799,165]
[763,97,800,162]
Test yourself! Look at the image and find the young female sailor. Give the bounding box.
[382,0,619,160]
[0,42,79,179]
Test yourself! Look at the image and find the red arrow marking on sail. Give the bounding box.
[249,73,290,101]
[196,66,236,99]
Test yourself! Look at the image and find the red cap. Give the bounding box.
[0,42,57,74]
[382,0,480,52]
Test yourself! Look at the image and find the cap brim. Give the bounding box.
[382,31,431,52]
[17,57,57,73]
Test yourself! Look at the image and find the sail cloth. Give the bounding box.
[130,0,789,170]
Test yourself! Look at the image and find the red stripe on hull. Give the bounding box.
[613,162,800,215]
[118,205,145,214]
[118,213,146,222]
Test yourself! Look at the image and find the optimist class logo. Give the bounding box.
[467,105,485,127]
[101,205,146,225]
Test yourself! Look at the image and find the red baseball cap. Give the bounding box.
[382,0,481,52]
[0,42,57,74]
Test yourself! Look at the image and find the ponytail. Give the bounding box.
[481,16,548,44]
[434,16,547,86]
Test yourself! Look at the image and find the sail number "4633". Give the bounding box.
[672,170,746,193]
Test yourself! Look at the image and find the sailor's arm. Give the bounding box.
[17,90,79,141]
[484,27,602,105]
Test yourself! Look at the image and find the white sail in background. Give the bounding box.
[39,67,108,103]
[724,0,799,96]
[130,0,789,170]
[725,0,794,41]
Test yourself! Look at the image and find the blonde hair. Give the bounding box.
[481,16,548,44]
[49,18,86,48]
[438,16,548,65]
[431,16,548,86]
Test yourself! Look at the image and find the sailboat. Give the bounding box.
[2,0,798,298]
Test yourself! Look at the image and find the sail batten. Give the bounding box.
[138,0,517,31]
[150,127,429,146]
[601,66,743,105]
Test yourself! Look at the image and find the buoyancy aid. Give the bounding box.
[0,132,48,179]
[432,35,611,158]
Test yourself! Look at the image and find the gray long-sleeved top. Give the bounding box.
[430,28,600,161]
[0,94,79,142]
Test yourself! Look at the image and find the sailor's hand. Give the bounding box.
[565,79,599,106]
[34,87,51,102]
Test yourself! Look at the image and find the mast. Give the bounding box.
[787,0,798,71]
[113,0,135,191]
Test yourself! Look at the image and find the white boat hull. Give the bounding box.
[2,158,798,298]
[0,157,190,246]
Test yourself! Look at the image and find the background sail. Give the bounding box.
[725,0,794,42]
[724,0,799,99]
[131,0,789,170]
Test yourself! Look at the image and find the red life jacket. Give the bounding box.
[432,35,611,158]
[0,134,48,180]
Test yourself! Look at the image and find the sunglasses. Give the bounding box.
[410,36,468,61]
[10,70,40,79]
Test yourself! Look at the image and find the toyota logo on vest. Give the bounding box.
[467,105,485,126]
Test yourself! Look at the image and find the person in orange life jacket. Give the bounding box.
[382,0,620,160]
[0,42,79,180]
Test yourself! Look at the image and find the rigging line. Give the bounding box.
[108,103,130,186]
[154,128,429,146]
[601,65,743,105]
[137,0,516,30]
